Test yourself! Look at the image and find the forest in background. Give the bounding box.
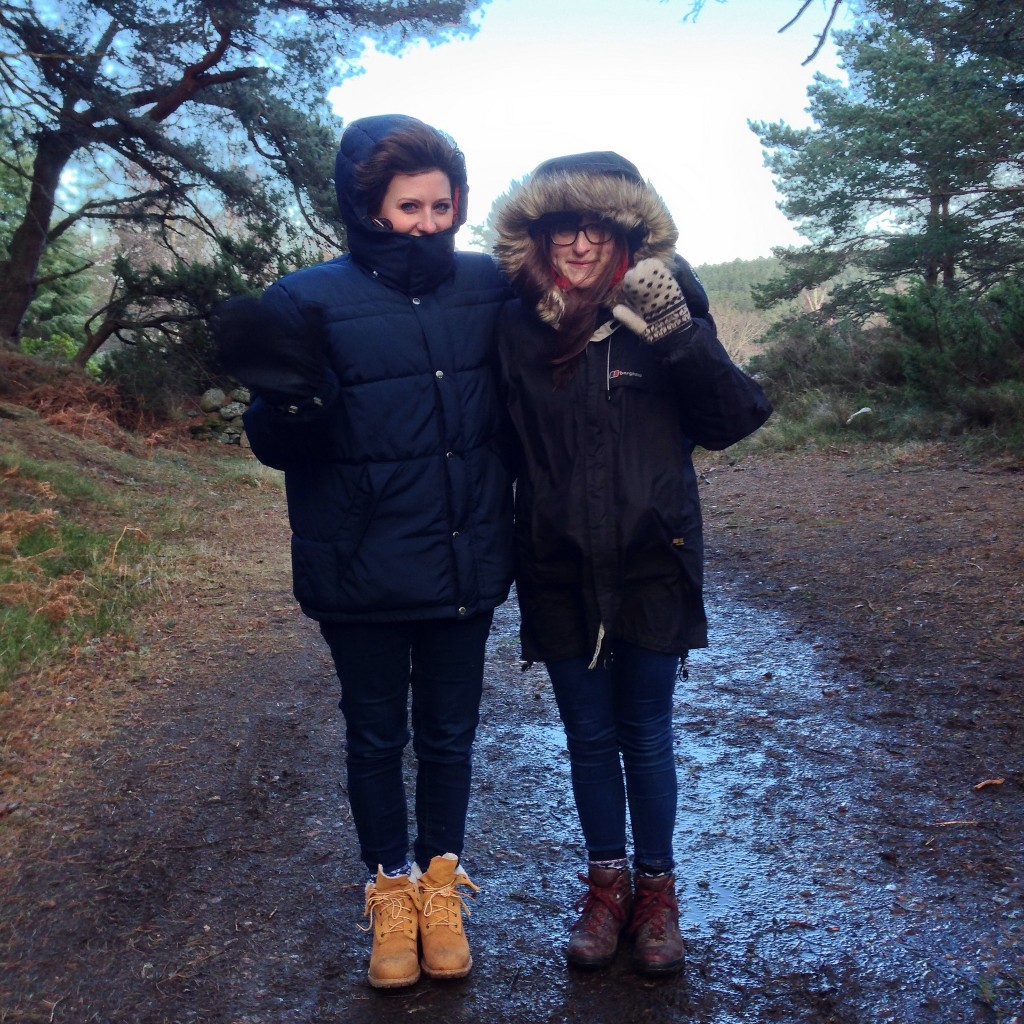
[2,14,1022,1014]
[2,0,1023,454]
[2,6,1023,887]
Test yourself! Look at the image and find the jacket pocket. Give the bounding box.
[288,463,397,614]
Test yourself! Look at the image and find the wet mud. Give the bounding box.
[2,584,1021,1023]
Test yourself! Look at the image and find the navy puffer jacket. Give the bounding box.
[243,115,514,623]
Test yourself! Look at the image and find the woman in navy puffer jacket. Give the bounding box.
[216,115,513,990]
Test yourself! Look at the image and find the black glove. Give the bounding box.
[611,258,692,344]
[211,296,327,406]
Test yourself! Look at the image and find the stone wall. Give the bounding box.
[191,387,251,446]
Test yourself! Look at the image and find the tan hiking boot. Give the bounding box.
[414,853,479,979]
[361,869,422,989]
[628,872,686,976]
[565,865,632,969]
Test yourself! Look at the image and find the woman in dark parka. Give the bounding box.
[493,152,771,977]
[214,114,513,990]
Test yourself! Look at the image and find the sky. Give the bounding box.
[327,0,851,266]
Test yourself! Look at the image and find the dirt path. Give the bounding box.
[1,449,1021,1023]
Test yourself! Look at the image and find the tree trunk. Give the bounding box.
[922,192,942,289]
[939,196,956,289]
[73,318,120,368]
[0,132,75,346]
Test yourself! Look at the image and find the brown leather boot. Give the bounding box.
[628,872,686,976]
[414,853,479,979]
[565,865,633,969]
[362,869,421,989]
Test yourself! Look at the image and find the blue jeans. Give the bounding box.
[545,641,680,873]
[319,610,493,875]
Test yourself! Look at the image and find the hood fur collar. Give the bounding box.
[493,151,678,326]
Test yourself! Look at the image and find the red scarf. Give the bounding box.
[552,250,629,293]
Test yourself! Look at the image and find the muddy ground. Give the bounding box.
[1,447,1022,1023]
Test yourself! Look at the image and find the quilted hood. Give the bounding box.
[333,113,469,294]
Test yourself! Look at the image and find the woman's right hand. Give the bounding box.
[611,258,693,344]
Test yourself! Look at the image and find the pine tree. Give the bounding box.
[0,0,480,353]
[751,10,1024,320]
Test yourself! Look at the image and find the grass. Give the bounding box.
[0,416,280,691]
[725,400,1024,468]
[0,409,285,812]
[0,394,293,825]
[740,371,1024,464]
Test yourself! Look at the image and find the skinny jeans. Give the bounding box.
[545,640,680,873]
[318,610,493,876]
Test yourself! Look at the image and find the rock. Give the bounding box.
[219,401,246,420]
[191,388,252,444]
[200,388,227,413]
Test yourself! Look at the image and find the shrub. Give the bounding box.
[750,318,879,410]
[954,380,1024,430]
[20,332,79,362]
[20,332,102,378]
[885,280,1024,403]
[99,325,221,420]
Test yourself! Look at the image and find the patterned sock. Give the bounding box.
[590,857,630,872]
[369,860,412,882]
[634,862,674,878]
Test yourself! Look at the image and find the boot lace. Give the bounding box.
[360,885,420,937]
[627,884,675,940]
[420,872,479,930]
[572,872,629,932]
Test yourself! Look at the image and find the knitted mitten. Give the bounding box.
[611,258,692,344]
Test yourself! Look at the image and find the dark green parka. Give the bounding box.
[493,152,772,663]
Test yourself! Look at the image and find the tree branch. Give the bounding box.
[34,258,96,289]
[46,186,193,243]
[779,0,817,34]
[801,0,844,66]
[145,21,234,122]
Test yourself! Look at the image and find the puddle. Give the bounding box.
[9,585,1017,1024]
[463,592,1022,1022]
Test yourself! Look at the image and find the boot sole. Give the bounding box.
[368,967,421,989]
[566,951,617,969]
[421,956,472,980]
[632,955,686,977]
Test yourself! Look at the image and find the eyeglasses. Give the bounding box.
[548,221,614,246]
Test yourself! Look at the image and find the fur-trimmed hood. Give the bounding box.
[493,151,678,326]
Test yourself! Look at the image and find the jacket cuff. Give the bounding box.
[270,371,339,418]
[275,395,324,416]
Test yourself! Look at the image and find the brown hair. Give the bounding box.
[547,230,629,386]
[353,122,467,222]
